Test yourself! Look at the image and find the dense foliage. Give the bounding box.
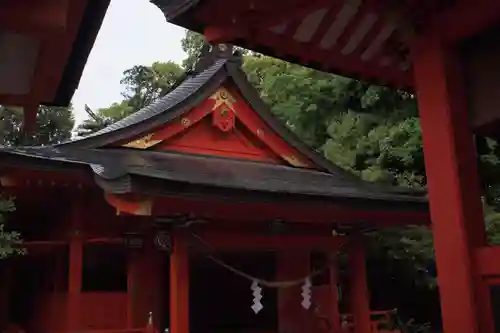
[0,197,24,259]
[0,105,74,146]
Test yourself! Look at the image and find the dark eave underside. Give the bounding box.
[46,0,111,106]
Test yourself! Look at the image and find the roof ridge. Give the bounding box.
[192,43,242,74]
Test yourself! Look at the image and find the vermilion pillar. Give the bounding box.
[349,238,371,333]
[170,232,189,333]
[67,200,83,332]
[0,266,12,329]
[328,253,341,333]
[127,250,139,328]
[412,37,490,333]
[129,239,165,329]
[276,252,310,333]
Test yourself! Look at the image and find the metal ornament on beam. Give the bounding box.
[124,232,144,249]
[154,230,172,252]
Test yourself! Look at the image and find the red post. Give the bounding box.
[67,200,83,332]
[276,251,310,333]
[127,251,138,328]
[0,266,12,329]
[349,238,371,333]
[170,232,189,333]
[412,37,491,333]
[328,253,341,333]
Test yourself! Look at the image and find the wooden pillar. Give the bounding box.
[412,37,491,333]
[67,200,83,332]
[54,249,66,292]
[0,265,13,330]
[349,239,371,333]
[127,250,139,328]
[170,232,189,333]
[328,253,341,333]
[276,251,310,333]
[128,236,165,329]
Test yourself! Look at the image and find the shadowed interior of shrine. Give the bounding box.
[1,247,332,333]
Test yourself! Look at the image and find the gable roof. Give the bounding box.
[0,44,427,212]
[57,45,341,173]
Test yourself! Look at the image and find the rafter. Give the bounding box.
[0,0,68,36]
[427,0,500,42]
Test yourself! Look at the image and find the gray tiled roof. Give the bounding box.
[57,58,228,148]
[0,146,427,210]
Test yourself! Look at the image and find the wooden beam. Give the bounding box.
[0,0,68,36]
[23,237,124,249]
[256,27,411,88]
[194,232,346,251]
[428,0,500,42]
[329,252,341,332]
[411,37,491,333]
[197,0,334,32]
[252,0,334,29]
[21,104,38,135]
[127,251,139,328]
[201,0,337,43]
[0,95,34,107]
[204,26,244,44]
[348,238,371,333]
[277,251,311,333]
[67,199,83,333]
[170,232,190,333]
[153,196,429,226]
[29,0,87,102]
[476,246,500,277]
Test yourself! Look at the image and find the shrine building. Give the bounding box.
[148,0,500,332]
[0,45,428,333]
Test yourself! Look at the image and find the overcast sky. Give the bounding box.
[71,0,187,125]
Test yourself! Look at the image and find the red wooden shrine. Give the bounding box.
[150,0,500,332]
[0,46,428,333]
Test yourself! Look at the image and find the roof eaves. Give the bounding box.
[56,58,230,149]
[151,0,200,21]
[45,0,112,106]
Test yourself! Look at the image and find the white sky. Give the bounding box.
[71,0,187,125]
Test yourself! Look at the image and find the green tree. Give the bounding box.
[76,101,133,136]
[182,30,251,72]
[77,62,184,136]
[0,197,24,259]
[0,105,74,146]
[121,61,184,111]
[181,30,209,72]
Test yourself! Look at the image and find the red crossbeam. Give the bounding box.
[194,231,346,251]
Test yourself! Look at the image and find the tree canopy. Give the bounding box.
[0,105,74,146]
[76,61,184,136]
